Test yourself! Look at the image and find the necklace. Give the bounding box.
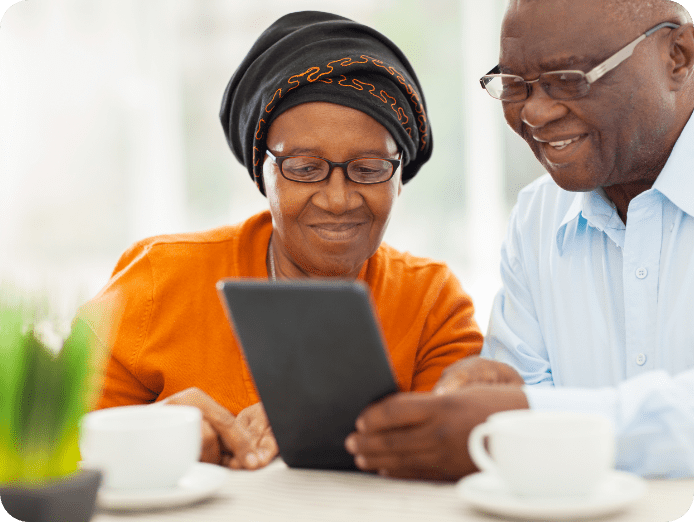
[268,241,277,281]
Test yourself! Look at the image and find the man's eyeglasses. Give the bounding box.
[265,150,401,184]
[480,21,680,102]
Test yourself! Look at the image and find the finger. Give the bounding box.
[224,454,244,470]
[220,452,254,471]
[352,445,438,474]
[435,364,473,389]
[193,394,238,442]
[356,393,433,433]
[229,418,264,463]
[433,357,489,393]
[346,422,439,459]
[163,387,237,447]
[434,369,496,393]
[222,451,245,470]
[220,453,233,468]
[223,403,275,468]
[377,464,458,481]
[252,430,279,467]
[200,419,222,464]
[434,359,526,391]
[500,364,525,385]
[353,445,466,481]
[432,376,469,395]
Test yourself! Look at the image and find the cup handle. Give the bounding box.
[468,422,497,474]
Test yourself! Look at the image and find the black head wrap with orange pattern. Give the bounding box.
[220,11,432,195]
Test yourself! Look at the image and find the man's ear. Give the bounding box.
[669,23,694,90]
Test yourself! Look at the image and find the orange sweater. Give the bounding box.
[83,211,482,414]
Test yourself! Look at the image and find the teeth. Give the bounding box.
[548,136,581,150]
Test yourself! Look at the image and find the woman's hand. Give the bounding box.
[222,402,278,470]
[432,356,525,395]
[161,387,278,469]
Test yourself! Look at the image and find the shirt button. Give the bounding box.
[636,353,647,366]
[636,267,648,279]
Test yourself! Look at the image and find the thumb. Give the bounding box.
[433,368,472,395]
[162,387,237,452]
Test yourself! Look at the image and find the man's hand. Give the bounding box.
[344,386,529,481]
[433,356,525,395]
[162,387,278,470]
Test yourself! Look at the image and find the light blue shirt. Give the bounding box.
[482,114,694,477]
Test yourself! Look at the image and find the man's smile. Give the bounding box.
[533,133,589,164]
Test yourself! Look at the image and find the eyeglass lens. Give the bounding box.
[281,157,395,183]
[485,71,591,101]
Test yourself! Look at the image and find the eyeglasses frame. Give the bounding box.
[479,21,681,101]
[265,150,402,185]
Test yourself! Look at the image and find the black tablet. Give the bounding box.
[216,279,398,470]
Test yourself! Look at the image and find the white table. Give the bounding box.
[92,460,693,522]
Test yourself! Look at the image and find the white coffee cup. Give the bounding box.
[468,410,615,498]
[80,404,202,490]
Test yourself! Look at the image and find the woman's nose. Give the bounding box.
[312,167,361,213]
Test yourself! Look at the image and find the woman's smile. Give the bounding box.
[307,220,368,242]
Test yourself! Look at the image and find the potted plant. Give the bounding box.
[0,295,102,522]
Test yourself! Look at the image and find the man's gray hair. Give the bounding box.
[602,0,691,24]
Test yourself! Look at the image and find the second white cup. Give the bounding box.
[468,410,615,498]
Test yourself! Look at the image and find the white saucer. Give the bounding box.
[457,470,646,521]
[97,462,229,511]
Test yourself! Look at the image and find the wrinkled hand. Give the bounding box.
[222,402,278,470]
[162,387,278,470]
[433,356,524,395]
[344,386,529,481]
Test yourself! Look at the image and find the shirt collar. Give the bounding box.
[652,110,694,218]
[556,189,624,254]
[555,111,694,252]
[557,192,584,232]
[555,192,587,255]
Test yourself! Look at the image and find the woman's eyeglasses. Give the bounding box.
[266,150,401,184]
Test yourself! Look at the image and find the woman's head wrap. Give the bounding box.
[220,11,433,195]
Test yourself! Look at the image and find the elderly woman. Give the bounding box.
[83,11,482,470]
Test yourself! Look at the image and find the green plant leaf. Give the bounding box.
[0,305,27,483]
[1,297,94,482]
[51,319,91,473]
[16,331,67,479]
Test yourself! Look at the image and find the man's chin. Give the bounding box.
[546,166,602,193]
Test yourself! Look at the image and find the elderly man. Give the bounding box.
[345,0,694,480]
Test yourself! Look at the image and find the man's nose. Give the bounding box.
[520,83,569,128]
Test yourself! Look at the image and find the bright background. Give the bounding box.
[1,0,692,331]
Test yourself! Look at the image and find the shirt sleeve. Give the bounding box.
[481,204,554,385]
[411,270,484,391]
[77,244,160,409]
[524,368,694,478]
